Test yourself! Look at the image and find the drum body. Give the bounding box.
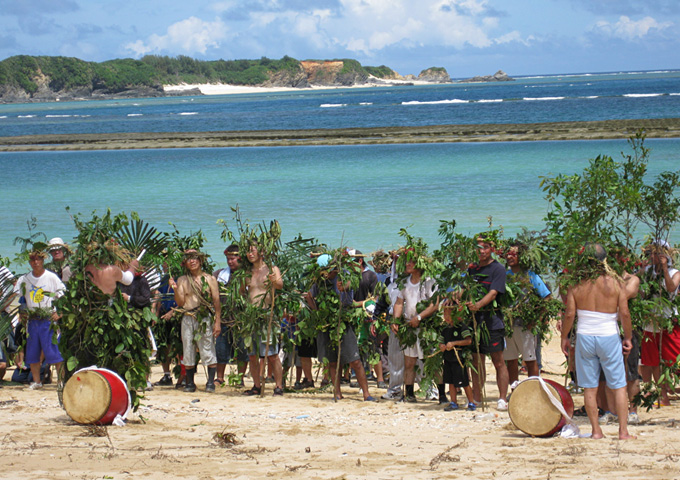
[63,368,130,425]
[508,378,574,437]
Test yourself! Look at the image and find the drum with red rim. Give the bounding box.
[508,378,574,437]
[62,368,130,425]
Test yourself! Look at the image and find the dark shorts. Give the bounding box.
[317,328,361,365]
[215,324,231,364]
[443,358,470,387]
[216,325,249,364]
[297,337,317,358]
[479,328,506,354]
[626,333,642,382]
[26,319,63,365]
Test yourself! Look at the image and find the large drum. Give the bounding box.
[62,367,131,425]
[508,378,574,437]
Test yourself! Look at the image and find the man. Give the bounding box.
[14,247,66,389]
[504,244,551,383]
[152,260,181,387]
[169,249,221,393]
[45,237,72,283]
[1,262,16,385]
[621,265,641,424]
[212,244,248,386]
[638,240,680,406]
[561,243,634,440]
[391,257,438,403]
[307,254,375,401]
[242,243,284,396]
[119,262,153,390]
[467,235,510,411]
[351,249,387,389]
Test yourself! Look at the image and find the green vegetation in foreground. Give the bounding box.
[0,54,405,94]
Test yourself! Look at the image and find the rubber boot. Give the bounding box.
[184,368,196,392]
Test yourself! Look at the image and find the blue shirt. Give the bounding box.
[506,270,551,299]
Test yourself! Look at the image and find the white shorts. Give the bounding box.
[402,328,423,360]
[503,326,537,361]
[181,315,217,367]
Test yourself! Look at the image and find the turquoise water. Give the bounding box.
[1,70,679,136]
[2,138,679,265]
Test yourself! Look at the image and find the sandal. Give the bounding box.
[214,379,225,386]
[243,386,261,396]
[573,406,587,416]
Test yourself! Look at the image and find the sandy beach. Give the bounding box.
[162,79,432,96]
[2,332,679,480]
[1,118,680,152]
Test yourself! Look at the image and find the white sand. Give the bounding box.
[163,78,431,96]
[2,332,679,479]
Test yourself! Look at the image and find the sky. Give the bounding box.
[1,0,679,77]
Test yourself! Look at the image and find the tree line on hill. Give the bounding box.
[0,54,440,102]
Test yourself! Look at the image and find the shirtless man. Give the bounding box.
[561,243,634,440]
[85,259,138,295]
[242,244,284,396]
[169,250,221,393]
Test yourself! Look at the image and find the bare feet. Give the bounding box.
[591,432,605,439]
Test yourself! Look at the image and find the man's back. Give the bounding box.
[570,275,621,314]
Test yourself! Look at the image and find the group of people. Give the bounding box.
[2,232,679,440]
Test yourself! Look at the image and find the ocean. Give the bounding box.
[1,70,680,266]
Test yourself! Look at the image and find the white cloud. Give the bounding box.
[125,16,228,56]
[494,30,534,46]
[332,0,499,52]
[593,15,672,40]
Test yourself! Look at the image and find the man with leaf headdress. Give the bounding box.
[242,242,285,396]
[14,243,65,389]
[466,233,509,411]
[503,241,553,384]
[637,239,680,407]
[391,241,440,403]
[169,249,221,393]
[561,243,634,440]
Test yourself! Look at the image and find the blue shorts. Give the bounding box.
[575,333,626,389]
[26,319,63,365]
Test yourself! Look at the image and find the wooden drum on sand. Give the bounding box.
[508,378,574,437]
[63,368,131,425]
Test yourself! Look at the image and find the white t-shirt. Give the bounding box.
[14,270,65,311]
[397,276,437,319]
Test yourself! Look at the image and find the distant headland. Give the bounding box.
[0,55,512,104]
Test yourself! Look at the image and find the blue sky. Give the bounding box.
[1,0,678,77]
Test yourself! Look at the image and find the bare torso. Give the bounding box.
[176,272,216,310]
[570,275,621,313]
[247,264,282,307]
[85,264,124,295]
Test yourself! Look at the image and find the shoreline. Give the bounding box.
[1,118,680,152]
[163,78,432,96]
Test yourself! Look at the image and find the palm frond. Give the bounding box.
[115,218,168,258]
